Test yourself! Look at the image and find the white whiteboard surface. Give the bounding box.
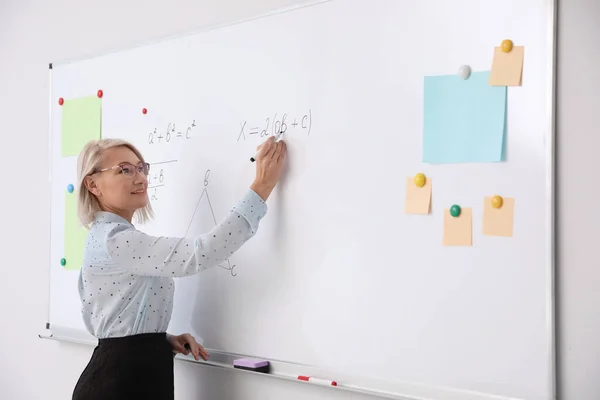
[45,1,556,399]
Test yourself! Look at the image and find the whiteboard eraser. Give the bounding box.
[233,358,270,373]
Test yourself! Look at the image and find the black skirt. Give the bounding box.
[72,332,175,400]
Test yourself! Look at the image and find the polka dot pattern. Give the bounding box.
[77,189,267,338]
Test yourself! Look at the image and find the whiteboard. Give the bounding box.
[45,1,556,399]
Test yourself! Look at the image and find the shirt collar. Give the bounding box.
[94,211,133,226]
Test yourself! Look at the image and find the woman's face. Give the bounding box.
[85,146,149,220]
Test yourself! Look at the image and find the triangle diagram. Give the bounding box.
[185,187,237,276]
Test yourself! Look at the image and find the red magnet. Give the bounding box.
[97,89,103,98]
[142,108,147,114]
[58,97,64,105]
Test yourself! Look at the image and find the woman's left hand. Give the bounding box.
[167,333,210,361]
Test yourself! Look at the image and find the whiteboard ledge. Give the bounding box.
[40,326,527,400]
[38,325,98,346]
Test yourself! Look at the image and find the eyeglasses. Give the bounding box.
[92,162,150,178]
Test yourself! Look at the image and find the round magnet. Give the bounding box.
[501,39,513,53]
[97,89,103,98]
[58,97,64,106]
[491,195,503,208]
[450,205,461,217]
[67,184,74,193]
[60,258,66,266]
[458,65,471,79]
[142,108,147,114]
[414,173,426,187]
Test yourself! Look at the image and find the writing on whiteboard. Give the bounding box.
[148,159,177,202]
[237,109,312,142]
[148,119,197,145]
[184,169,238,277]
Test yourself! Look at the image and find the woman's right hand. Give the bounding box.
[250,136,287,201]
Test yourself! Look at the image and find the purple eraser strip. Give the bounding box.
[233,358,269,368]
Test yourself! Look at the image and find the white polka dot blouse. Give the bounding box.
[77,188,267,338]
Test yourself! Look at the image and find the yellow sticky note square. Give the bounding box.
[63,192,88,270]
[488,46,524,86]
[61,95,102,156]
[404,177,432,214]
[483,197,515,237]
[443,208,472,246]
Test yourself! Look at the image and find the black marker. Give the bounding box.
[250,131,284,162]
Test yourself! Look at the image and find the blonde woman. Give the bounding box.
[71,136,286,400]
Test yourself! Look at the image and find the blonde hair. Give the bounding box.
[76,138,154,228]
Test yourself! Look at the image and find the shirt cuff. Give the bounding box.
[232,188,268,232]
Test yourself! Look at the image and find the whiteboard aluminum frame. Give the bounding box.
[545,0,558,398]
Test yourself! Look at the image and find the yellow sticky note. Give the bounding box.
[443,208,472,246]
[63,192,88,270]
[488,46,524,86]
[61,95,102,156]
[483,196,515,237]
[404,177,432,214]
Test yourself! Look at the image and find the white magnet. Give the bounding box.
[458,65,471,79]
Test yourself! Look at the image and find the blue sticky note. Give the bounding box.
[423,71,507,163]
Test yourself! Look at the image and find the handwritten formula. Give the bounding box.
[237,110,312,142]
[148,160,177,202]
[148,119,197,145]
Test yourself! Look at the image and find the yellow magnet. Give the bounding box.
[501,39,513,53]
[491,195,503,208]
[414,173,426,187]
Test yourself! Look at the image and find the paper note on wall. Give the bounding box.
[404,177,432,214]
[489,46,524,86]
[423,71,507,163]
[63,192,88,270]
[482,196,515,237]
[443,208,472,246]
[61,95,102,157]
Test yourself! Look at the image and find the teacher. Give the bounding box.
[71,135,286,400]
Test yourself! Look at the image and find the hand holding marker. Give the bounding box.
[250,131,285,162]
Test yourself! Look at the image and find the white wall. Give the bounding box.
[0,0,597,399]
[556,0,600,399]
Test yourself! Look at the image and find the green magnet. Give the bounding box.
[450,205,461,217]
[60,258,66,266]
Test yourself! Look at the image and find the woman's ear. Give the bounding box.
[84,176,101,197]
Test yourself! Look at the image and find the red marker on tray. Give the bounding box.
[297,375,337,386]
